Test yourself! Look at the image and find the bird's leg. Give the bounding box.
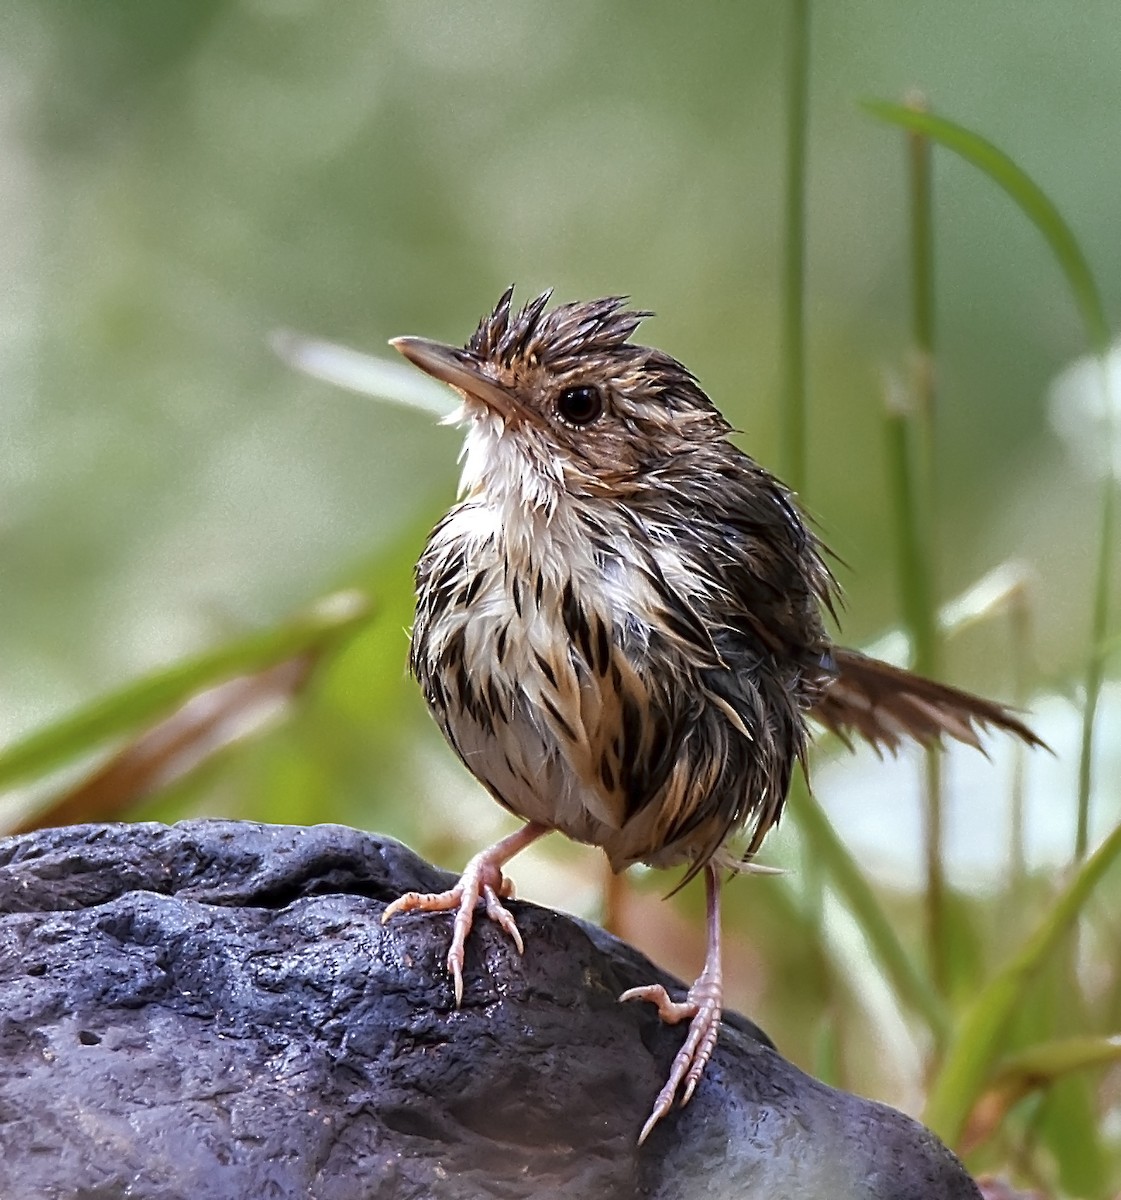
[381,822,550,1006]
[621,862,723,1144]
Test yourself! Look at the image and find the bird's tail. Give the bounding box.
[810,647,1046,754]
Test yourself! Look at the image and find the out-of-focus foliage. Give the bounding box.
[2,3,1120,1195]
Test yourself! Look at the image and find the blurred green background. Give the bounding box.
[2,2,1120,1192]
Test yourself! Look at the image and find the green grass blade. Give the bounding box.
[862,101,1109,354]
[994,1034,1121,1089]
[892,100,949,991]
[1039,1074,1109,1200]
[864,100,1115,866]
[780,0,811,494]
[0,591,372,791]
[1076,460,1116,857]
[787,785,949,1043]
[883,381,947,989]
[923,817,1121,1145]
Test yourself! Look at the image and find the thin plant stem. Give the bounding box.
[1008,581,1031,888]
[905,96,947,991]
[864,101,1114,869]
[788,783,949,1043]
[923,816,1121,1145]
[790,773,835,1043]
[1076,372,1116,859]
[780,0,811,494]
[883,379,944,989]
[880,98,947,990]
[777,0,833,1032]
[906,94,938,554]
[881,381,936,679]
[922,751,945,987]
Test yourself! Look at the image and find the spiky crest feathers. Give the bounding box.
[468,286,653,371]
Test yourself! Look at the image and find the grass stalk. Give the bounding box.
[787,784,949,1043]
[864,101,1114,866]
[905,100,948,992]
[923,816,1121,1146]
[0,592,372,792]
[883,379,945,987]
[881,96,947,989]
[1075,420,1116,859]
[780,0,811,494]
[1008,582,1031,888]
[777,0,836,1028]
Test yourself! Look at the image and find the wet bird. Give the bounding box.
[383,287,1042,1143]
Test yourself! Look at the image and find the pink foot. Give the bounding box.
[380,823,548,1006]
[621,862,724,1144]
[621,969,723,1143]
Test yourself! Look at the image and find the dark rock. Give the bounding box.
[0,820,979,1199]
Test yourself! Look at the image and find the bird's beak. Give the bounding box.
[389,336,526,424]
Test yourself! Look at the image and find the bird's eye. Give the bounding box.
[555,385,604,427]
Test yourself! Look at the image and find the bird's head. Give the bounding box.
[391,287,730,508]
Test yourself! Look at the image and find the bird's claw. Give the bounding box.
[621,974,723,1143]
[381,849,524,1007]
[481,884,524,953]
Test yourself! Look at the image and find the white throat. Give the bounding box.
[455,407,565,518]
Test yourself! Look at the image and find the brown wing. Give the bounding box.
[811,647,1046,754]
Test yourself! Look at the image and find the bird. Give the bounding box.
[382,286,1043,1144]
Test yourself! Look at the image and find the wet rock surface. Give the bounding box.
[0,819,979,1199]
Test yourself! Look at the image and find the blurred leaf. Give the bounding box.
[0,591,373,793]
[939,563,1032,640]
[941,891,986,1010]
[862,102,1109,354]
[860,562,1033,670]
[271,331,457,417]
[998,1034,1121,1085]
[964,1036,1121,1153]
[812,1009,843,1089]
[864,101,1115,867]
[1048,345,1121,483]
[787,785,949,1042]
[1037,1074,1109,1199]
[10,656,319,835]
[923,818,1121,1145]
